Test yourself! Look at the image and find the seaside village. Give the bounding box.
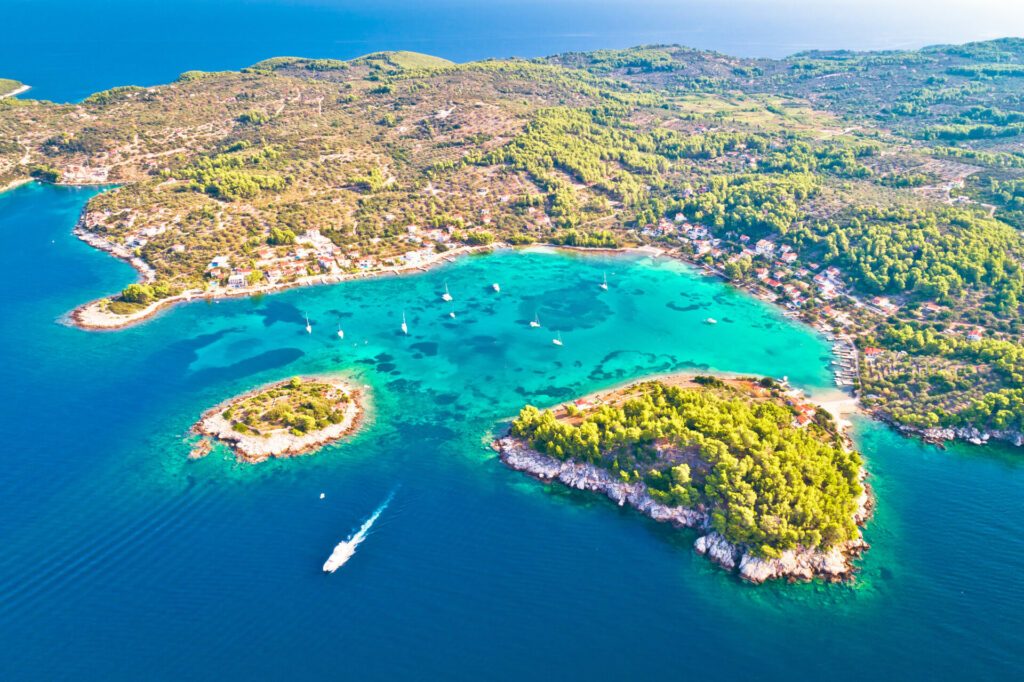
[646,211,986,389]
[200,225,455,291]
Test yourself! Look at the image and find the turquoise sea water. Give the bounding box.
[1,182,1023,679]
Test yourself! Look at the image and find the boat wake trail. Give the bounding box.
[322,489,396,573]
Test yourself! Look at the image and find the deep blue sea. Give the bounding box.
[2,182,1023,680]
[2,0,1023,102]
[2,4,1024,678]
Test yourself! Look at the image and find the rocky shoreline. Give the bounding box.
[874,412,1024,448]
[496,436,871,584]
[191,377,365,463]
[0,84,30,99]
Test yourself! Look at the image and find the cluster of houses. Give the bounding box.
[748,242,841,311]
[790,401,820,428]
[203,226,454,290]
[667,219,857,314]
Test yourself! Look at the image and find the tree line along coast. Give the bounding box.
[497,375,871,583]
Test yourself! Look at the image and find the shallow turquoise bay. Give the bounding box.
[1,183,1022,679]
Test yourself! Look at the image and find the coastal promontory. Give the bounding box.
[496,375,871,583]
[191,376,363,463]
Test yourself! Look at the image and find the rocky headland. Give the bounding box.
[497,436,871,583]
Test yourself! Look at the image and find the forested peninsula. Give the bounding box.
[3,41,1024,444]
[497,375,871,583]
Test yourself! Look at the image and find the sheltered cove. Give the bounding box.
[1,42,1020,449]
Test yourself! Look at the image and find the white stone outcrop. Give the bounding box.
[498,436,869,584]
[497,438,704,528]
[694,532,738,570]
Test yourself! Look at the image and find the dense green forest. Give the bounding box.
[510,380,864,557]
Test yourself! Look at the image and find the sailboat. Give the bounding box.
[599,273,609,291]
[705,317,717,325]
[305,314,312,334]
[529,312,541,328]
[552,331,563,346]
[449,304,456,319]
[492,282,501,293]
[336,322,345,339]
[401,311,409,335]
[441,281,453,302]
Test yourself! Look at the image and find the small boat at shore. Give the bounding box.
[441,281,453,302]
[401,311,408,335]
[305,314,312,334]
[492,282,500,293]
